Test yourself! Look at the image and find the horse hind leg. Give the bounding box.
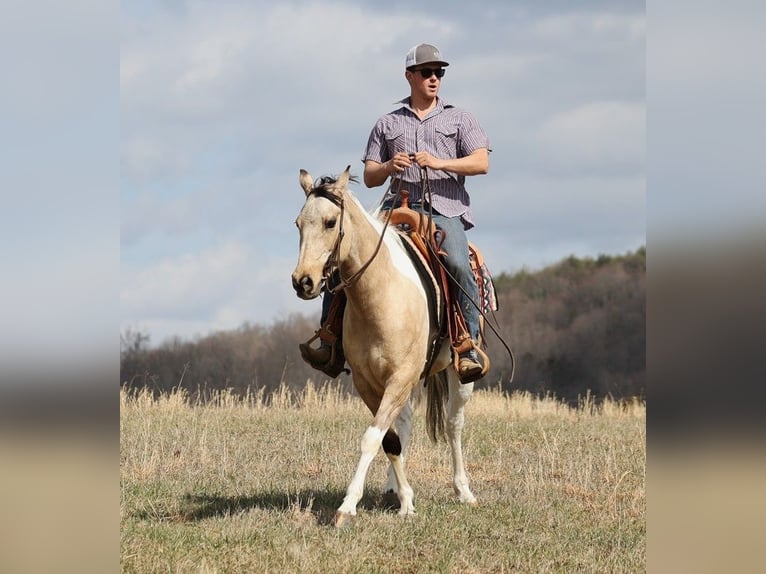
[382,429,415,515]
[384,401,413,494]
[446,369,477,504]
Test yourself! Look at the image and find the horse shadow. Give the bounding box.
[175,489,400,526]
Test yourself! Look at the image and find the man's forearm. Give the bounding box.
[438,149,489,176]
[364,160,392,188]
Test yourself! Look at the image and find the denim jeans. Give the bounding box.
[401,203,481,343]
[320,272,344,328]
[320,200,480,343]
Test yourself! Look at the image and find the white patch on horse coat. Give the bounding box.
[352,195,427,304]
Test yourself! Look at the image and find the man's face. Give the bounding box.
[406,65,445,98]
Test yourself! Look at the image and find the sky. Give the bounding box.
[120,0,647,346]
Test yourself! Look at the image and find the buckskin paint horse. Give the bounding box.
[291,166,476,527]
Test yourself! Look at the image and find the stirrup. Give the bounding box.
[454,343,490,384]
[298,331,349,378]
[458,355,483,384]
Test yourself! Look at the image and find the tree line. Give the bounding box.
[121,247,645,403]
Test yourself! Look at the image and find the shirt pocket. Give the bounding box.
[384,127,407,155]
[434,126,458,158]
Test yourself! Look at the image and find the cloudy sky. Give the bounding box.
[120,0,646,346]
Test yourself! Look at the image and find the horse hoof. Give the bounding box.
[456,490,478,505]
[334,511,355,528]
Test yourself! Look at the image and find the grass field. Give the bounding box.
[120,383,645,573]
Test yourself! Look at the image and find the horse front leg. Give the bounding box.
[336,384,416,526]
[335,425,385,527]
[446,370,477,504]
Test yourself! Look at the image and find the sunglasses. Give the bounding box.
[413,67,446,79]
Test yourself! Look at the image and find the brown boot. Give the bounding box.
[458,349,483,384]
[299,342,348,378]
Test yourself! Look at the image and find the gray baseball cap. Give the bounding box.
[405,43,449,68]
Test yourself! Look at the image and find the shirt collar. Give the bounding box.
[396,96,453,113]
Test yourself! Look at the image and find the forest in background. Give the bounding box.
[120,247,645,404]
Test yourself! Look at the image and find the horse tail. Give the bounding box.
[425,371,448,443]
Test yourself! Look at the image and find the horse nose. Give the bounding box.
[292,274,313,295]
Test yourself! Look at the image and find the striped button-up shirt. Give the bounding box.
[362,96,491,230]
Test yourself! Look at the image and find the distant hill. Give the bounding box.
[487,247,645,402]
[121,247,645,402]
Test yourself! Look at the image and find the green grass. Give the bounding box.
[120,383,645,573]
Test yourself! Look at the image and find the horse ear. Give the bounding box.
[335,165,352,189]
[299,169,314,196]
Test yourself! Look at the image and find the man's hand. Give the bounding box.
[410,151,443,170]
[389,152,414,174]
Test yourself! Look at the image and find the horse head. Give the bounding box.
[291,166,352,299]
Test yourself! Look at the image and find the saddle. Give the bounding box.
[383,191,494,378]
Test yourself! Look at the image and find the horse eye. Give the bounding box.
[325,218,337,229]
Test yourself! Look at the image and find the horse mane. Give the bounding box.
[314,173,360,189]
[310,172,360,206]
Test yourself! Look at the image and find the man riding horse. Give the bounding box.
[300,43,491,385]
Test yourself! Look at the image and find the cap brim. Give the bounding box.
[408,60,450,68]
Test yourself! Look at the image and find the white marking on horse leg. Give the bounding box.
[446,371,476,504]
[385,402,413,493]
[385,452,415,515]
[337,426,385,516]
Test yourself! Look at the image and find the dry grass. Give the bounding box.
[120,382,645,573]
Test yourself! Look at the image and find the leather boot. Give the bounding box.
[458,349,483,384]
[299,342,347,378]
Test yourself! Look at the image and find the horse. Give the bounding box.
[291,166,476,527]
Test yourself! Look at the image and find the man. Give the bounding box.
[300,43,490,383]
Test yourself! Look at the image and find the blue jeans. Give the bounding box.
[320,272,344,329]
[320,201,480,343]
[404,203,481,343]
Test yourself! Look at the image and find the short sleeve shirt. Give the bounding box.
[362,97,490,230]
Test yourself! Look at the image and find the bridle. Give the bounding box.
[310,183,398,295]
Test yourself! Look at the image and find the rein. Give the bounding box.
[418,167,517,382]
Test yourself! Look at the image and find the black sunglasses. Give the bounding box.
[413,67,445,79]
